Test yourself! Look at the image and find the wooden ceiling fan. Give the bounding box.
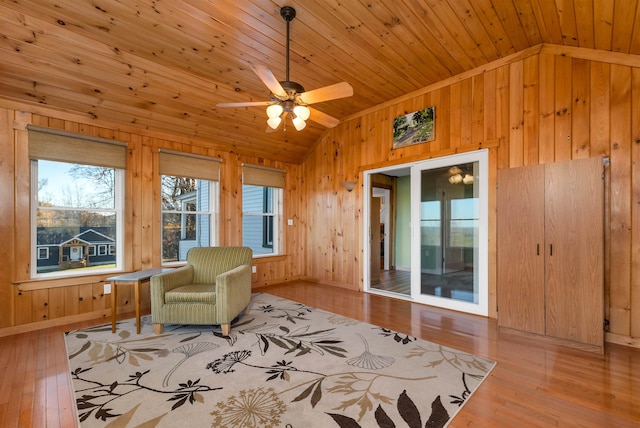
[216,6,353,131]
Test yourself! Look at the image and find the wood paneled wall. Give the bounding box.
[2,44,640,348]
[0,109,303,336]
[301,46,640,347]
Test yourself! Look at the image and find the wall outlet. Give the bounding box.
[287,218,294,226]
[252,266,257,273]
[103,283,111,294]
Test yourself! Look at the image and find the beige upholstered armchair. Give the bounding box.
[150,246,253,335]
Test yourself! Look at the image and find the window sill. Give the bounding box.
[14,272,117,291]
[252,254,286,263]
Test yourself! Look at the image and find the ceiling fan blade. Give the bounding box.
[251,64,288,98]
[308,107,340,128]
[216,101,270,108]
[298,82,353,105]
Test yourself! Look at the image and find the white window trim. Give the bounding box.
[37,246,49,260]
[30,161,124,279]
[242,186,282,257]
[160,178,219,266]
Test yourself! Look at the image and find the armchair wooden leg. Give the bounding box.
[221,323,230,336]
[154,323,164,334]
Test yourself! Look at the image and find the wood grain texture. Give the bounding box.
[497,164,546,335]
[2,46,640,348]
[544,157,604,347]
[2,1,640,163]
[609,65,633,337]
[301,49,640,348]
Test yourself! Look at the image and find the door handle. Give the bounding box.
[549,244,553,256]
[536,244,540,255]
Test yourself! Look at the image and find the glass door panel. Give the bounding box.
[420,200,441,275]
[411,151,487,315]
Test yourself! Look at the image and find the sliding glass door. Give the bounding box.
[411,151,487,315]
[364,150,488,316]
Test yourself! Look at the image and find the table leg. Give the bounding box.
[134,280,141,334]
[111,281,117,333]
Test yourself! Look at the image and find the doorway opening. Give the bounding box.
[364,150,488,316]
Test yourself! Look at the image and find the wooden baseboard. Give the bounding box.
[252,275,302,288]
[0,309,112,338]
[299,276,361,291]
[498,326,604,355]
[605,332,640,349]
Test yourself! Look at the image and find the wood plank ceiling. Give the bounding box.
[1,0,639,164]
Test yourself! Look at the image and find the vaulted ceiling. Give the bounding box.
[1,1,639,163]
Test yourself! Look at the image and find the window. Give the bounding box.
[159,151,220,264]
[29,126,126,277]
[449,198,479,248]
[37,247,49,260]
[242,165,284,256]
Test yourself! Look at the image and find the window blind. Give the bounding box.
[159,150,221,181]
[28,126,126,169]
[242,164,285,188]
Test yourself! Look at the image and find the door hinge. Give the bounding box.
[603,319,610,331]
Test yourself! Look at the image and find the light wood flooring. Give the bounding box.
[1,280,639,427]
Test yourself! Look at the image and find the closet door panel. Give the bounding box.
[545,157,603,347]
[497,164,546,334]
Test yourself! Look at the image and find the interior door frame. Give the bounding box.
[363,150,489,317]
[372,187,391,270]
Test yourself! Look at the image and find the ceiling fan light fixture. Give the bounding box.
[267,116,282,129]
[448,174,463,184]
[266,104,284,119]
[216,6,352,131]
[293,105,310,121]
[292,115,307,131]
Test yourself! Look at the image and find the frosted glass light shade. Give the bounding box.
[267,116,282,129]
[266,104,284,119]
[293,105,310,121]
[292,116,306,131]
[448,174,463,184]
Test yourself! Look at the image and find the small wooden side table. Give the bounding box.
[108,268,174,334]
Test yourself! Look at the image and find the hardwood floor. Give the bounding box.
[371,269,475,302]
[1,280,639,427]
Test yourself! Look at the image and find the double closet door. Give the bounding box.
[497,156,604,353]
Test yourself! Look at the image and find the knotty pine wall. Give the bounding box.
[1,44,639,348]
[0,109,303,336]
[301,45,640,348]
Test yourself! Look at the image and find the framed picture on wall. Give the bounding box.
[392,106,435,149]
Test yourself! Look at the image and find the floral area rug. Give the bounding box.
[65,293,495,427]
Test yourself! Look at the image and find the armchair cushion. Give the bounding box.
[165,284,216,303]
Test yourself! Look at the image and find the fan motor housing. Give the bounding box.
[279,80,305,96]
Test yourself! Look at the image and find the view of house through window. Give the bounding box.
[241,164,284,256]
[161,176,217,263]
[242,185,280,255]
[33,159,123,276]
